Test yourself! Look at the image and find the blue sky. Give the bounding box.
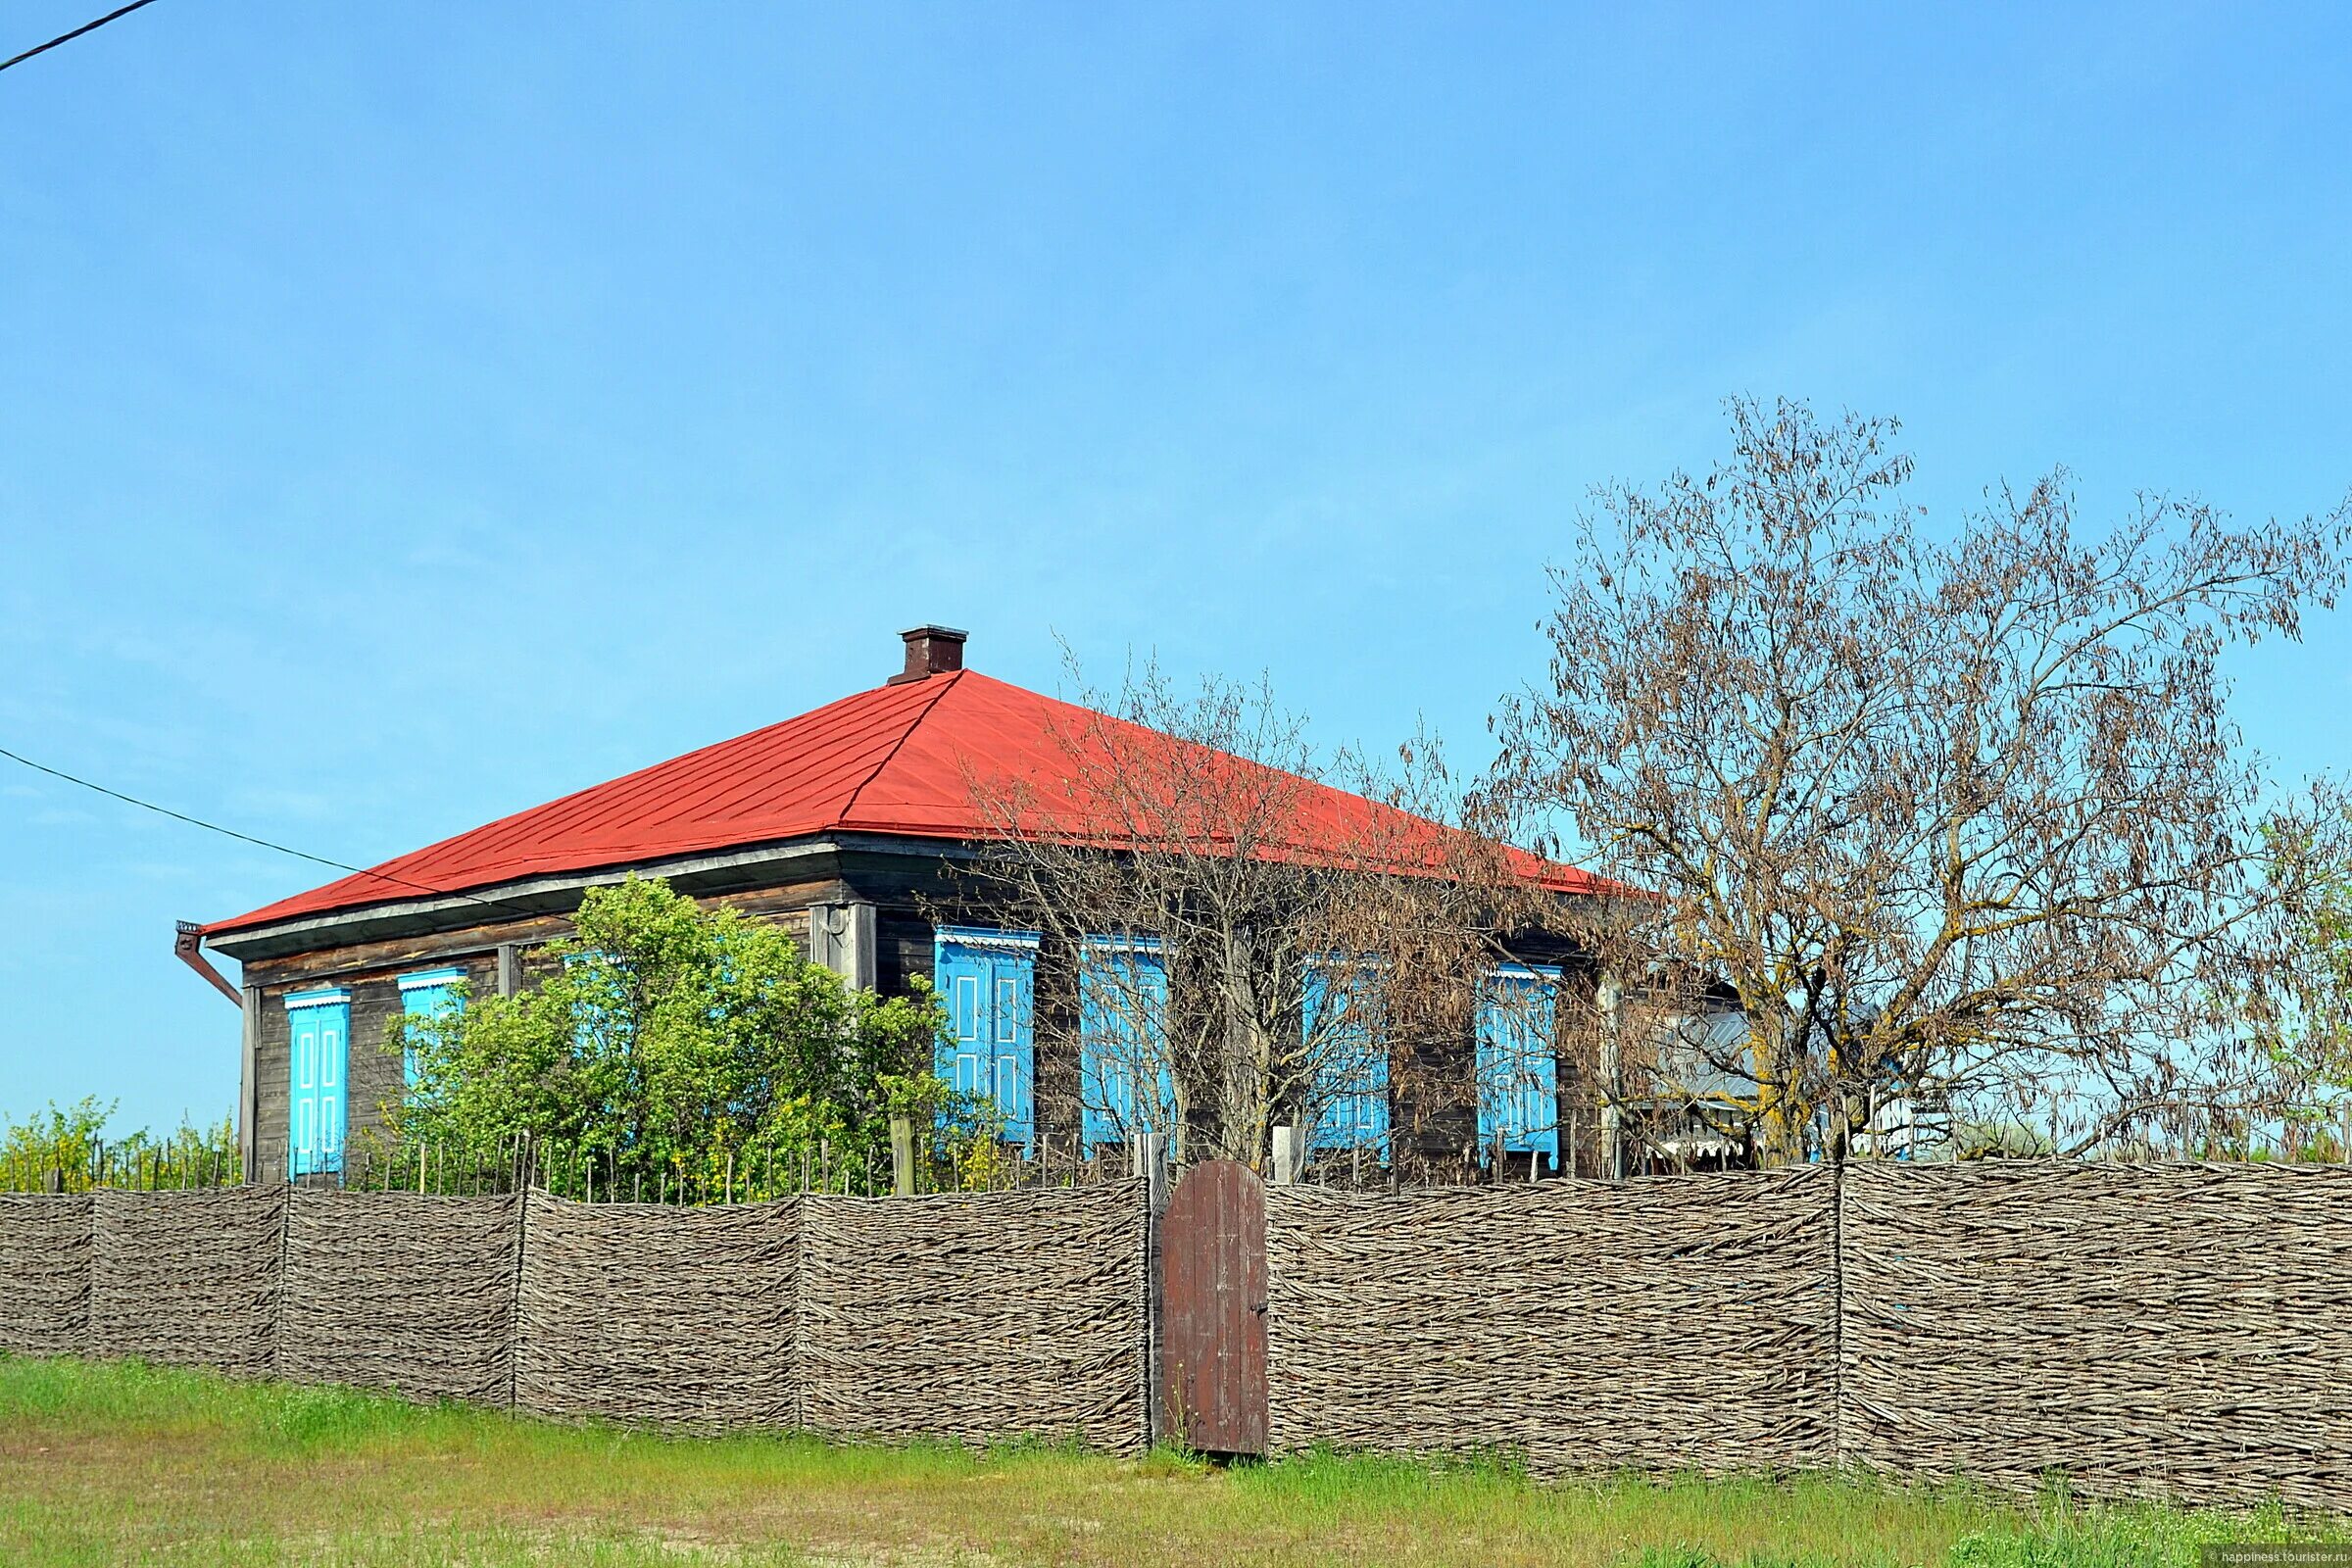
[2,2,2347,1133]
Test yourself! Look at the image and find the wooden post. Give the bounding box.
[890,1115,915,1197]
[1598,970,1625,1182]
[1139,1127,1167,1448]
[1139,1131,1165,1211]
[1270,1124,1298,1185]
[237,984,261,1184]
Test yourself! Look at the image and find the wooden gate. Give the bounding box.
[1159,1158,1268,1454]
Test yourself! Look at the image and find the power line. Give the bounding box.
[1,0,162,76]
[0,743,500,912]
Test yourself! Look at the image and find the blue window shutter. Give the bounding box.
[561,950,613,1055]
[1477,965,1560,1166]
[285,989,351,1178]
[1303,959,1389,1154]
[288,1008,318,1178]
[933,928,1037,1147]
[1079,937,1173,1147]
[396,967,466,1088]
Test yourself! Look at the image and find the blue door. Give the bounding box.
[285,988,351,1178]
[1302,959,1389,1154]
[396,966,466,1088]
[933,928,1036,1146]
[1079,936,1175,1147]
[1477,964,1560,1168]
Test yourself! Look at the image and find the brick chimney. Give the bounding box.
[889,624,967,685]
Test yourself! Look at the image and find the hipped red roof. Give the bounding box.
[204,669,1602,938]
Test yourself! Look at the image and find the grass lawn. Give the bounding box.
[0,1356,2339,1567]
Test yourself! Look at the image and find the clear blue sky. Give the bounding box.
[3,2,2346,1134]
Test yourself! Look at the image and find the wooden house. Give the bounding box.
[191,628,1625,1184]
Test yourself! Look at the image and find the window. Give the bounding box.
[284,988,351,1179]
[395,966,466,1088]
[932,927,1037,1147]
[1302,957,1389,1154]
[1079,935,1175,1147]
[1477,963,1561,1168]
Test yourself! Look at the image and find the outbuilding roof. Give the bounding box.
[203,662,1604,940]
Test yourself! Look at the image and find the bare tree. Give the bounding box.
[954,660,1562,1175]
[1493,397,2352,1164]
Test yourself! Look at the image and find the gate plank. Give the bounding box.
[1159,1159,1267,1454]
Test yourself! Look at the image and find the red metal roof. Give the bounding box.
[204,668,1603,937]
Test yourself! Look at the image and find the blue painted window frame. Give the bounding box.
[285,987,352,1178]
[396,966,466,1088]
[1476,963,1561,1167]
[1302,957,1390,1155]
[933,926,1038,1147]
[1078,935,1176,1147]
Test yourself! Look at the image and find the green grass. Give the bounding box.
[0,1355,2338,1566]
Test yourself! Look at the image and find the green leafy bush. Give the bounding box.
[0,1098,237,1191]
[382,876,982,1198]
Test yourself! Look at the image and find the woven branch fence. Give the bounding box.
[0,1194,90,1356]
[0,1180,1150,1453]
[1841,1160,2352,1510]
[799,1181,1150,1450]
[517,1194,799,1428]
[12,1162,2352,1504]
[1265,1167,1838,1477]
[88,1188,282,1376]
[279,1190,520,1403]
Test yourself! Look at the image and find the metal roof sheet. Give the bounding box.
[203,667,1602,938]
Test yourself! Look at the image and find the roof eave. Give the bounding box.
[201,831,989,963]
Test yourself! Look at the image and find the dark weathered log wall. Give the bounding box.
[278,1190,519,1401]
[1840,1160,2352,1510]
[242,880,840,1186]
[799,1182,1151,1451]
[0,1194,91,1355]
[1264,1169,1838,1476]
[515,1195,799,1428]
[87,1188,282,1375]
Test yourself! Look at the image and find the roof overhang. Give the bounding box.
[201,832,981,963]
[202,823,1614,965]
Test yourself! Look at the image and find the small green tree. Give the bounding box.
[2251,818,2352,1157]
[0,1098,110,1191]
[0,1099,238,1192]
[387,876,962,1198]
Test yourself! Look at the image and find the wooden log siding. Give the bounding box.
[88,1188,283,1376]
[277,1191,520,1402]
[514,1194,799,1429]
[1263,1169,1838,1476]
[1840,1160,2352,1511]
[0,1194,91,1356]
[797,1181,1152,1452]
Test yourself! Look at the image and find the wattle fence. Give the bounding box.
[1259,1160,2352,1513]
[0,1179,1152,1450]
[6,1161,2352,1510]
[1263,1168,1838,1476]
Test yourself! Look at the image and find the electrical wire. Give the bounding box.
[0,0,162,75]
[0,743,505,912]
